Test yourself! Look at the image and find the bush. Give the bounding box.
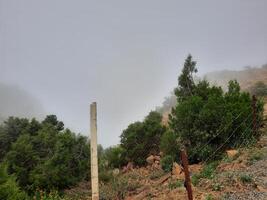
[120,111,166,166]
[239,173,252,184]
[102,145,127,169]
[33,190,66,200]
[3,115,90,193]
[160,155,174,172]
[0,164,28,200]
[168,180,183,189]
[100,176,140,200]
[169,55,264,163]
[160,130,180,161]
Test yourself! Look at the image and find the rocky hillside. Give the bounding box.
[205,64,267,91]
[65,101,267,200]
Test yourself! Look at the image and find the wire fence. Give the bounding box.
[96,95,265,200]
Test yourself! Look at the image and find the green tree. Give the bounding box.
[169,56,263,162]
[160,130,181,160]
[0,117,30,160]
[4,115,90,193]
[0,164,28,200]
[103,145,126,169]
[120,111,165,166]
[174,54,198,101]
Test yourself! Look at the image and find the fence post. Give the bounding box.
[181,149,193,200]
[252,95,257,135]
[90,102,99,200]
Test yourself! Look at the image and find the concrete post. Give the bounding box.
[90,102,99,200]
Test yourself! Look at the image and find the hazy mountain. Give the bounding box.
[0,82,45,122]
[205,64,267,91]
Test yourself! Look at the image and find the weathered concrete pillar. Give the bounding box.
[90,102,99,200]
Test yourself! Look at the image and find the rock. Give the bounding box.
[127,162,134,170]
[257,185,267,192]
[122,162,134,173]
[172,162,183,179]
[154,155,161,161]
[226,149,239,158]
[146,155,155,165]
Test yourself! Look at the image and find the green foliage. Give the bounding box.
[247,149,265,165]
[1,115,90,193]
[191,162,218,186]
[168,180,183,189]
[212,182,222,191]
[120,111,166,166]
[149,170,165,180]
[191,174,200,186]
[99,171,114,183]
[0,164,29,200]
[169,55,264,163]
[100,176,140,200]
[160,130,180,161]
[102,145,127,169]
[239,173,252,183]
[0,117,31,161]
[160,155,174,172]
[174,54,198,101]
[205,194,214,200]
[33,190,67,200]
[200,162,218,179]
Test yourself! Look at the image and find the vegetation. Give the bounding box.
[0,115,90,197]
[160,155,174,172]
[0,164,28,200]
[120,111,166,166]
[0,55,265,199]
[239,173,253,184]
[169,55,264,163]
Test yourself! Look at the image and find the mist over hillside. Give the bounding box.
[157,63,267,118]
[205,64,267,91]
[0,82,45,122]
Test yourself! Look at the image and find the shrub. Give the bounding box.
[168,180,183,189]
[0,164,28,200]
[149,170,165,180]
[169,55,264,163]
[100,176,140,200]
[120,111,166,166]
[102,145,127,169]
[239,174,252,183]
[160,155,174,172]
[247,149,265,165]
[33,190,66,200]
[191,174,201,186]
[160,130,180,161]
[200,162,218,179]
[4,116,90,192]
[205,194,214,200]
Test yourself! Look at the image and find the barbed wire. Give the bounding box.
[203,112,253,163]
[194,109,251,155]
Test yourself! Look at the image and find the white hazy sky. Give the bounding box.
[1,0,267,147]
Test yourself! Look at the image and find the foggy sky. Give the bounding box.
[1,0,267,147]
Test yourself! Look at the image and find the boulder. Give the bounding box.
[172,162,183,179]
[146,155,155,165]
[226,150,238,159]
[154,155,161,161]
